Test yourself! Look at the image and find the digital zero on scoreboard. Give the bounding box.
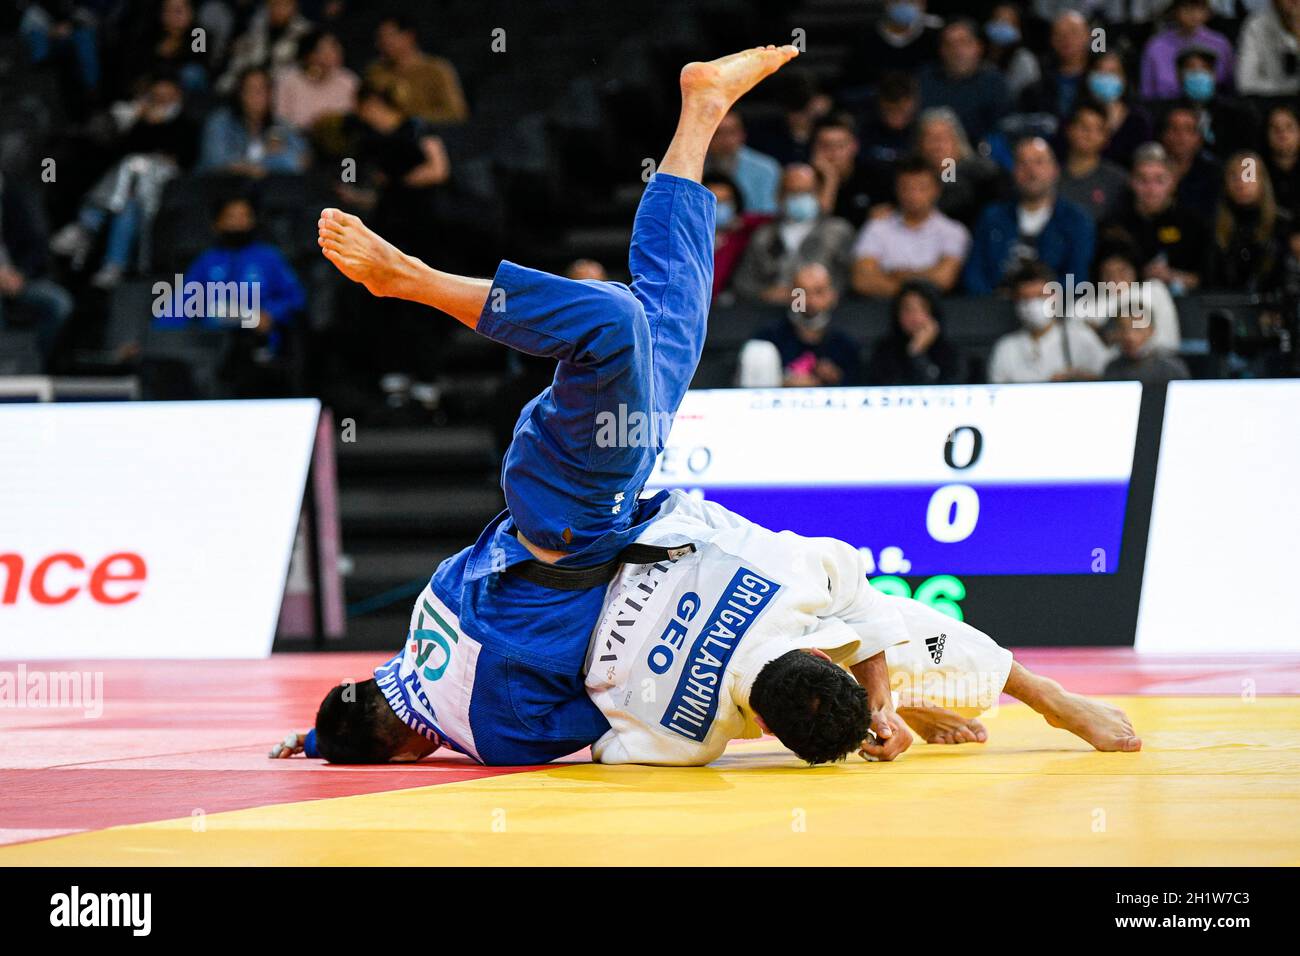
[648,382,1143,577]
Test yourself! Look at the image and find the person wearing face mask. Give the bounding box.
[839,0,943,94]
[704,171,773,301]
[1171,49,1261,160]
[744,261,861,387]
[1080,50,1153,168]
[1139,0,1235,100]
[733,163,855,304]
[1103,312,1190,386]
[160,194,306,365]
[982,3,1041,101]
[988,261,1110,384]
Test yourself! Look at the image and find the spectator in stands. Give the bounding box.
[1059,103,1128,223]
[859,72,921,180]
[118,0,210,96]
[1080,50,1153,168]
[740,262,861,387]
[983,3,1042,101]
[19,1,103,103]
[705,111,781,215]
[732,164,855,304]
[916,107,1007,227]
[810,114,876,228]
[1265,104,1300,216]
[746,71,831,166]
[988,261,1110,383]
[1171,48,1260,159]
[273,28,358,131]
[839,0,943,95]
[1159,102,1222,210]
[49,70,198,288]
[346,80,450,258]
[1094,243,1182,354]
[1212,151,1291,291]
[199,66,309,177]
[565,258,606,281]
[704,171,772,302]
[963,137,1095,293]
[365,13,469,124]
[1103,142,1210,293]
[1235,0,1300,97]
[1018,10,1092,120]
[216,0,314,95]
[1139,0,1235,100]
[919,19,1013,144]
[164,193,306,384]
[1103,312,1191,385]
[865,279,969,385]
[852,155,970,297]
[0,172,74,366]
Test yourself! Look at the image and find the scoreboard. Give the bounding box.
[648,382,1150,645]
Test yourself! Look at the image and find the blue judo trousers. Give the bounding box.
[374,173,716,765]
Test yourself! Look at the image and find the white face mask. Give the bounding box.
[1017,296,1056,331]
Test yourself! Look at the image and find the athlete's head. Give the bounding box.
[312,678,441,764]
[750,650,870,764]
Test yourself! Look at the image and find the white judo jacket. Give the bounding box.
[584,490,912,765]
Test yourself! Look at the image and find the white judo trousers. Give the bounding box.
[585,490,1013,765]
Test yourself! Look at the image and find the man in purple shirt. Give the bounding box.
[1139,0,1236,100]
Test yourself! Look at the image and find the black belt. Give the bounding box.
[505,542,697,591]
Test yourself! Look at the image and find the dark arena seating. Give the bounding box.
[1,0,1297,642]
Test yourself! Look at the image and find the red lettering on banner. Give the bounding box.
[0,552,147,605]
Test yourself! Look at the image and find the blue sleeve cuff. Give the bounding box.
[303,728,320,758]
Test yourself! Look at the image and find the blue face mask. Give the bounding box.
[783,193,820,222]
[984,21,1020,46]
[1087,72,1124,104]
[714,200,736,229]
[1182,70,1215,102]
[886,2,920,28]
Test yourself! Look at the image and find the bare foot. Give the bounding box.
[1045,694,1142,752]
[679,45,800,117]
[898,705,989,745]
[317,207,410,298]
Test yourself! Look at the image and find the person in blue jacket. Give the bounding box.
[962,136,1095,294]
[160,194,306,356]
[267,46,868,768]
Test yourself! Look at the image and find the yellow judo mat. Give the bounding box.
[5,696,1299,866]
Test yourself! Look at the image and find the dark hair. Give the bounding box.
[358,79,406,114]
[877,71,918,104]
[702,170,745,213]
[1004,259,1057,290]
[750,650,869,765]
[895,153,937,183]
[313,678,412,764]
[813,112,858,141]
[892,278,944,331]
[296,28,335,67]
[1066,101,1107,128]
[209,190,258,221]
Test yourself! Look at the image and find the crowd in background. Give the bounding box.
[0,0,1297,407]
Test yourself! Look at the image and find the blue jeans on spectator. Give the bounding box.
[1,278,74,360]
[20,8,100,94]
[81,199,142,271]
